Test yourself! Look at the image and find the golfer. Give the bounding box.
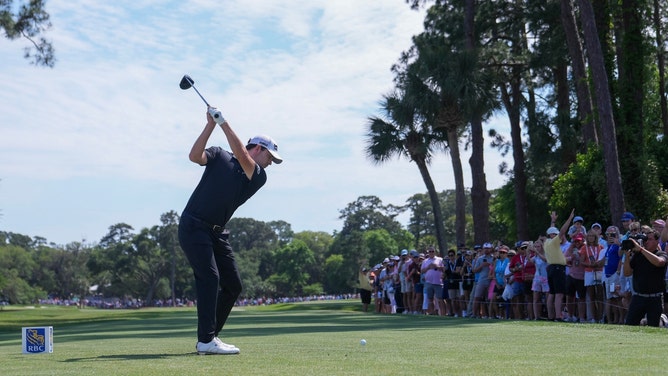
[179,109,282,355]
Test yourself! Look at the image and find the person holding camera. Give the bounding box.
[622,228,668,326]
[471,243,494,318]
[421,246,446,316]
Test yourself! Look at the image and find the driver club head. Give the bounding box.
[179,74,210,107]
[179,75,194,90]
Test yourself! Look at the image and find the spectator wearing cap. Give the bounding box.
[490,245,510,319]
[398,250,411,314]
[530,239,549,320]
[581,229,605,323]
[357,265,374,312]
[390,255,403,313]
[590,223,607,248]
[521,241,537,320]
[652,219,665,234]
[603,226,623,324]
[544,210,574,321]
[623,227,668,326]
[565,232,587,322]
[378,258,395,313]
[421,246,446,316]
[509,242,532,319]
[444,249,463,317]
[471,243,494,318]
[568,216,586,237]
[620,212,635,238]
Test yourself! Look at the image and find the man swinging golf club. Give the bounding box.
[178,76,282,355]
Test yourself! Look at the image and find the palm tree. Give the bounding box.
[401,25,499,247]
[366,91,449,253]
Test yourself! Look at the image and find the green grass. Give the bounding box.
[0,301,666,375]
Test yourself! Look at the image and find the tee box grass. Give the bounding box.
[0,301,666,375]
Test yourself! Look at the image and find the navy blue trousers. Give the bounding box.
[178,215,242,343]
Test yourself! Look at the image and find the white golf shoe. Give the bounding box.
[196,337,240,355]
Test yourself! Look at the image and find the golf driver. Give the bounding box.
[179,74,225,124]
[179,74,210,107]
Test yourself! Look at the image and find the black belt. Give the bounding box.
[185,213,228,234]
[633,292,663,298]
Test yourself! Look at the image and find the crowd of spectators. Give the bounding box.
[36,294,357,309]
[359,210,668,327]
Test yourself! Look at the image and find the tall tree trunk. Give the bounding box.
[500,78,529,241]
[560,0,598,146]
[445,125,466,248]
[465,0,490,244]
[617,0,650,214]
[654,0,668,135]
[553,64,578,165]
[576,0,626,227]
[415,158,448,254]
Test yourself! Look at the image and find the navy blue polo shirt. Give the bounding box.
[183,146,267,226]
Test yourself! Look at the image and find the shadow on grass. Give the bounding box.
[62,353,196,362]
[0,301,501,346]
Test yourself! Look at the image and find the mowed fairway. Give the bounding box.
[0,301,666,375]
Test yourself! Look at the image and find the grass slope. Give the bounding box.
[0,301,665,375]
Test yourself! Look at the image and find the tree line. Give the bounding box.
[1,192,496,306]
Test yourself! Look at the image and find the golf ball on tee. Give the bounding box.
[360,339,366,346]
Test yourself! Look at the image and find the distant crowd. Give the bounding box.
[357,211,668,327]
[36,294,357,309]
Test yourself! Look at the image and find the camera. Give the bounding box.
[621,233,647,251]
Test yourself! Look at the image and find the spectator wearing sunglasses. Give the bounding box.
[623,228,668,326]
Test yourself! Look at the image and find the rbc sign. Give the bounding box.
[22,326,53,354]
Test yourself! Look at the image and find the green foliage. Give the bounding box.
[362,229,398,265]
[323,254,347,294]
[491,178,554,242]
[550,147,610,225]
[0,0,55,66]
[302,283,323,296]
[270,239,315,296]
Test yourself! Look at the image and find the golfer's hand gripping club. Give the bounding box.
[208,107,226,125]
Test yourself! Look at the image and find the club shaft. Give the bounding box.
[191,86,210,107]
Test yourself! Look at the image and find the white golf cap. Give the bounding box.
[248,135,283,164]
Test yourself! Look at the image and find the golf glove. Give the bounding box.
[208,107,226,124]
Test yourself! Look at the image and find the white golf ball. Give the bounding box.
[360,339,366,346]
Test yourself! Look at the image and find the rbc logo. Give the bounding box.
[26,328,46,353]
[22,326,52,354]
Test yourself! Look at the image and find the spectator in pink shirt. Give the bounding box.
[421,246,446,316]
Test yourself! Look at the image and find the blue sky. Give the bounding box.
[0,0,510,246]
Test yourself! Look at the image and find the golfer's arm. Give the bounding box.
[220,121,256,179]
[189,121,216,165]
